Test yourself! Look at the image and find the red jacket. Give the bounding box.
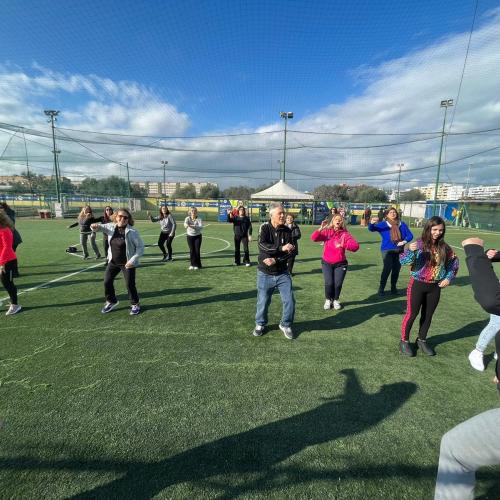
[311,228,359,264]
[0,227,16,266]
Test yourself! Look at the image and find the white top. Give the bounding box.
[184,216,203,236]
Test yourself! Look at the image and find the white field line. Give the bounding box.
[1,228,230,302]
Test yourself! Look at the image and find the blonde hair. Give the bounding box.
[0,210,14,228]
[78,205,93,220]
[328,214,345,230]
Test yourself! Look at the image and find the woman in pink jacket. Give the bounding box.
[311,214,360,310]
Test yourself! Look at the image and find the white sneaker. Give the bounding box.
[333,300,342,310]
[323,299,332,310]
[279,323,294,340]
[245,263,251,267]
[468,349,485,372]
[5,304,22,316]
[188,266,194,270]
[193,266,199,270]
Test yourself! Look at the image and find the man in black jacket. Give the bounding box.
[253,202,295,339]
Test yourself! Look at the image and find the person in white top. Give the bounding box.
[183,207,203,270]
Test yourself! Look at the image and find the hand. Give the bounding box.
[0,265,4,274]
[409,241,418,251]
[494,376,499,385]
[370,217,378,224]
[90,223,99,230]
[462,237,484,248]
[248,235,252,242]
[486,249,498,259]
[438,279,450,288]
[263,257,276,266]
[396,240,406,247]
[125,261,135,269]
[282,243,295,253]
[320,220,329,230]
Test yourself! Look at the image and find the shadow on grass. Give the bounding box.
[294,263,376,276]
[0,370,419,498]
[430,320,488,347]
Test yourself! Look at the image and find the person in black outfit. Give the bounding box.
[227,205,252,266]
[100,206,114,258]
[285,213,301,275]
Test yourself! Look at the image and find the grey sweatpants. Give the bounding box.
[80,232,100,258]
[435,408,500,500]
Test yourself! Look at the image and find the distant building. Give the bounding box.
[415,183,500,200]
[133,181,217,197]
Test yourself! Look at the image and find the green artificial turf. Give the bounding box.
[1,220,499,499]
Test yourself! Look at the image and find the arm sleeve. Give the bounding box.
[68,221,79,229]
[129,233,145,263]
[310,230,328,242]
[170,216,176,233]
[258,224,281,257]
[248,220,253,236]
[400,249,416,265]
[368,223,381,233]
[464,244,500,315]
[183,217,189,229]
[293,226,302,240]
[344,232,360,252]
[149,215,159,222]
[444,251,460,282]
[401,224,413,242]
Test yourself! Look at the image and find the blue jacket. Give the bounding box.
[368,220,413,252]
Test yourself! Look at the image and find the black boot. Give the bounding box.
[399,340,416,357]
[416,338,436,356]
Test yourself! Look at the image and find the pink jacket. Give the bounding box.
[310,228,359,264]
[0,227,16,266]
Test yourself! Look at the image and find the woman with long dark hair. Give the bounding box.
[101,206,114,258]
[148,205,176,261]
[0,210,21,315]
[399,216,459,356]
[227,205,252,266]
[369,207,413,296]
[68,205,102,259]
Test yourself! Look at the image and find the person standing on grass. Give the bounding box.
[0,210,21,315]
[369,207,413,296]
[148,205,176,262]
[184,207,203,270]
[285,213,301,275]
[434,237,500,500]
[0,202,22,277]
[253,202,296,340]
[227,205,252,266]
[468,247,500,371]
[311,214,360,311]
[100,206,114,258]
[68,205,102,260]
[398,217,459,357]
[91,208,144,316]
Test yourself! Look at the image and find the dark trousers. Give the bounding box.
[380,250,402,291]
[321,260,348,300]
[234,234,249,264]
[1,259,18,304]
[287,255,296,274]
[158,232,174,258]
[401,278,441,341]
[104,262,139,305]
[103,235,109,259]
[187,235,202,267]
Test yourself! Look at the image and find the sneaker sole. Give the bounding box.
[6,306,22,316]
[101,302,119,314]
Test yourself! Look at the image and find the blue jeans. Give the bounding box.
[255,270,295,327]
[476,314,500,352]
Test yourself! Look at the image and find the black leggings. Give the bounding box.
[187,235,202,267]
[401,278,441,341]
[104,262,139,305]
[380,250,402,291]
[321,260,348,300]
[1,259,18,304]
[234,234,249,264]
[158,232,174,258]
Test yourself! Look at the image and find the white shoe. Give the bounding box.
[188,266,194,270]
[468,349,485,372]
[323,299,332,310]
[333,300,342,310]
[6,304,22,316]
[245,263,251,267]
[193,266,199,270]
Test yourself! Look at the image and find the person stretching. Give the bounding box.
[68,205,102,259]
[368,207,413,296]
[91,208,144,315]
[311,214,359,310]
[0,210,21,315]
[184,207,203,270]
[399,217,459,356]
[227,205,252,266]
[148,205,176,262]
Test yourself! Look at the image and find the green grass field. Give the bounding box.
[1,220,500,499]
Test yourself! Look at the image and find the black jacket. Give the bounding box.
[288,222,301,255]
[69,216,101,233]
[228,214,252,238]
[257,222,293,275]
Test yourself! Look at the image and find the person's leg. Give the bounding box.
[194,235,202,268]
[321,260,335,300]
[242,235,250,264]
[186,236,196,266]
[122,266,139,305]
[379,251,392,292]
[401,278,424,341]
[333,263,348,301]
[103,235,109,259]
[287,255,296,274]
[435,408,500,500]
[277,272,295,327]
[1,260,18,304]
[417,283,441,340]
[475,314,500,352]
[390,251,401,291]
[158,232,168,257]
[234,235,241,265]
[90,231,101,257]
[255,271,274,326]
[166,235,174,259]
[80,233,89,258]
[104,262,121,304]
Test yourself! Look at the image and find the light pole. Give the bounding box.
[280,111,293,182]
[433,99,454,215]
[277,160,284,180]
[44,110,61,203]
[161,160,168,204]
[396,162,404,204]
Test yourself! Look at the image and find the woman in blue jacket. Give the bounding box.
[368,207,413,296]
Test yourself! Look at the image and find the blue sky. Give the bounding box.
[0,0,499,189]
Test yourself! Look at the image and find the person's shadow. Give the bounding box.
[71,369,417,498]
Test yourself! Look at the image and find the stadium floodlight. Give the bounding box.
[279,111,294,182]
[44,110,61,203]
[161,160,168,201]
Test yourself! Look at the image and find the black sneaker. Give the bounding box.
[391,287,399,295]
[378,289,385,297]
[399,340,415,357]
[416,338,436,356]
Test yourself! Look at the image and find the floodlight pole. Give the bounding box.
[126,162,131,198]
[161,160,168,204]
[433,99,453,215]
[44,110,61,203]
[280,111,293,182]
[396,162,404,204]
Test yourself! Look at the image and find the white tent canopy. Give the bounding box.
[250,180,314,201]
